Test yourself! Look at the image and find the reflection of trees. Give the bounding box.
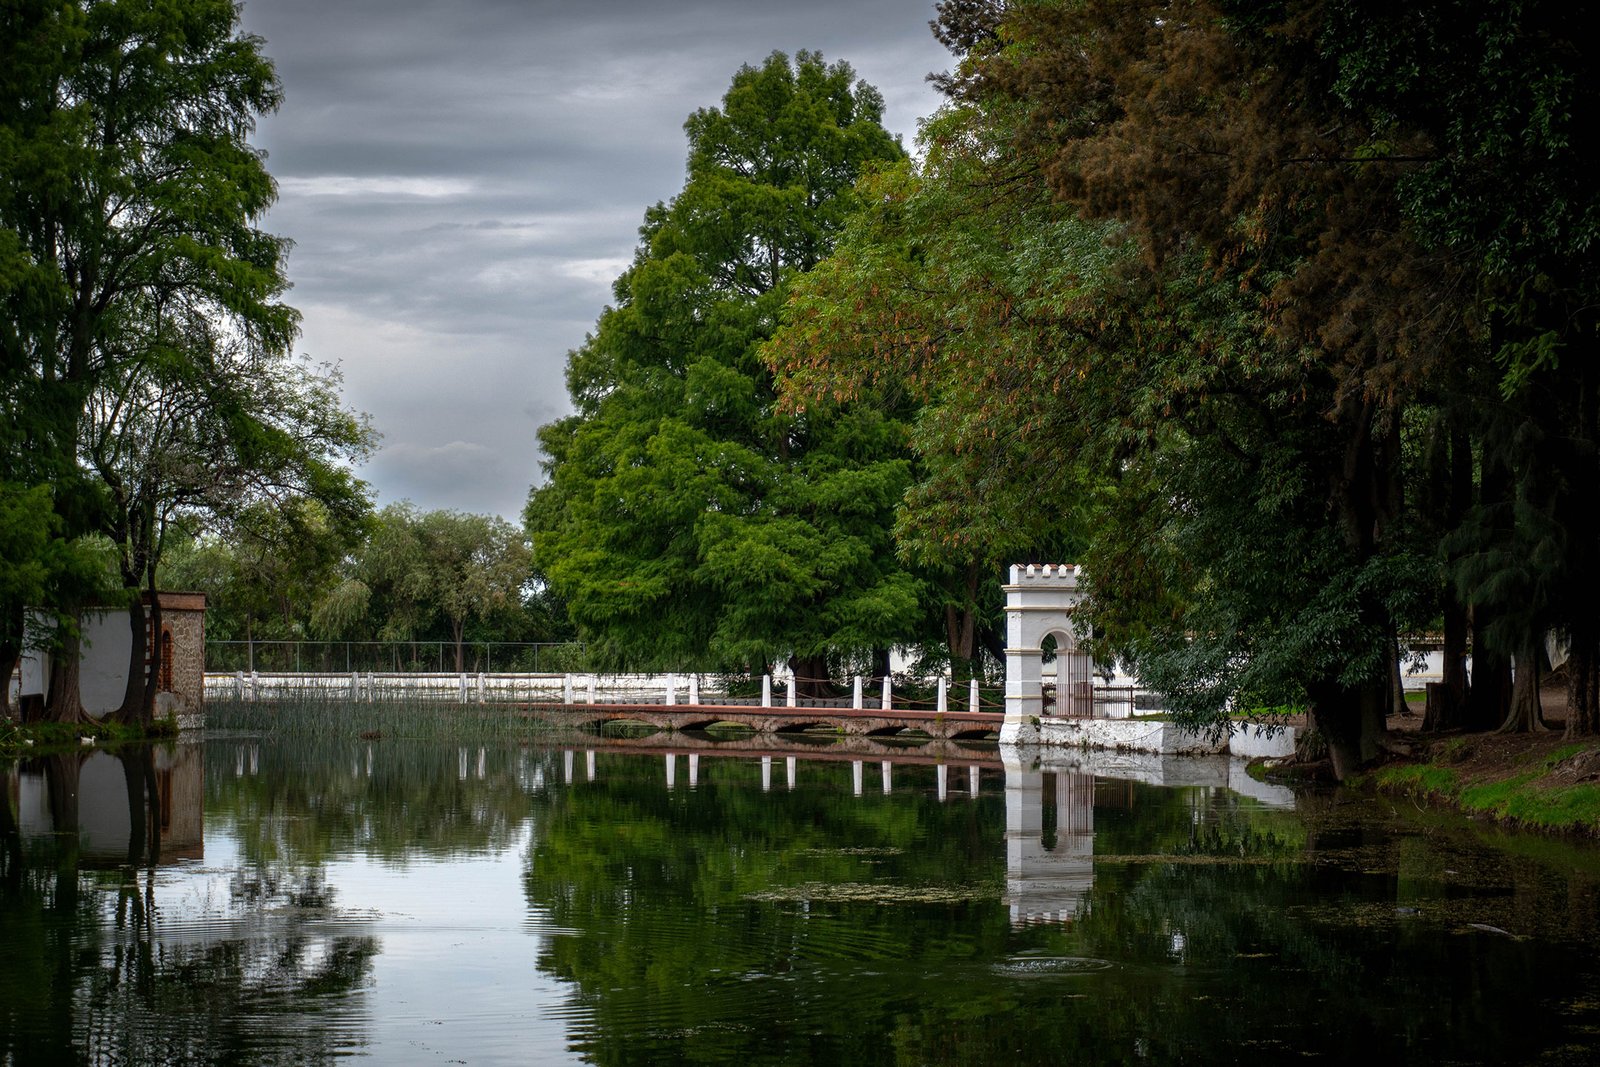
[204,738,533,866]
[1,746,377,1064]
[525,754,1012,1063]
[525,760,1600,1065]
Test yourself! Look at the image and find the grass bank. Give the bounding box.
[1,715,178,757]
[1359,733,1600,836]
[206,696,564,742]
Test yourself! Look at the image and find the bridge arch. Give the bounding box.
[1002,564,1095,742]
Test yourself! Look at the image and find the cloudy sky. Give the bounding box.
[234,0,953,521]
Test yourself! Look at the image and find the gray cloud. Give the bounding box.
[237,0,952,520]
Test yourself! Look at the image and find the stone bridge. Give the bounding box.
[524,702,1004,741]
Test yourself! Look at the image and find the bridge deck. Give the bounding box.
[521,701,1004,741]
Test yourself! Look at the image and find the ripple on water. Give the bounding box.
[993,955,1115,977]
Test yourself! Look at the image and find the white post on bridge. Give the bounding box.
[761,674,772,708]
[787,675,797,707]
[852,676,863,710]
[969,677,981,714]
[881,677,892,711]
[562,674,573,705]
[666,674,676,706]
[235,671,246,700]
[937,676,948,713]
[586,675,596,705]
[689,675,700,705]
[477,672,486,704]
[458,674,468,702]
[348,672,359,700]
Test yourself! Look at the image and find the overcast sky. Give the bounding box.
[234,0,952,521]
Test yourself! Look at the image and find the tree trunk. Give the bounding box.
[1564,629,1599,738]
[0,640,17,722]
[1389,633,1410,716]
[789,653,835,699]
[1307,679,1388,780]
[1464,635,1511,732]
[110,596,149,724]
[1497,645,1548,733]
[42,620,88,725]
[870,648,891,686]
[138,585,163,724]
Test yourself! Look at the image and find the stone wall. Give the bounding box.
[160,593,206,715]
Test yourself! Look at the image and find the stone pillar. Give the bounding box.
[689,675,700,705]
[852,676,863,710]
[586,675,596,705]
[761,674,772,708]
[666,673,676,706]
[881,676,892,711]
[937,676,947,713]
[562,674,573,704]
[787,676,797,708]
[969,677,981,714]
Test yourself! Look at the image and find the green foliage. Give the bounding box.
[529,52,917,675]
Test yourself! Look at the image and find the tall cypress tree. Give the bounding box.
[528,52,917,684]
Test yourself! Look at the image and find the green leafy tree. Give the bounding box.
[2,0,298,721]
[340,504,533,672]
[528,52,914,688]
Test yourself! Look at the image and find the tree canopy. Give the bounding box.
[527,51,919,684]
[2,0,372,721]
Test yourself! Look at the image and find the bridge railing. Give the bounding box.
[203,670,1013,712]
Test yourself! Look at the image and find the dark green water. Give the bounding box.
[3,736,1598,1064]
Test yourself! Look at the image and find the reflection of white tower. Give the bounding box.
[1002,564,1094,744]
[1004,754,1095,925]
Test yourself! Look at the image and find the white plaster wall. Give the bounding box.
[79,610,133,716]
[1228,722,1298,758]
[1036,717,1227,755]
[18,608,133,717]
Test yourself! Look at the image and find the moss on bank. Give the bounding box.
[1361,739,1600,836]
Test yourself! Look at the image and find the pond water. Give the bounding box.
[3,734,1599,1065]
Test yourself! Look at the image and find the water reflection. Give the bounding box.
[4,734,1598,1064]
[1,743,378,1063]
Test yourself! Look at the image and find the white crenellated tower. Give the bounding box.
[1001,563,1095,744]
